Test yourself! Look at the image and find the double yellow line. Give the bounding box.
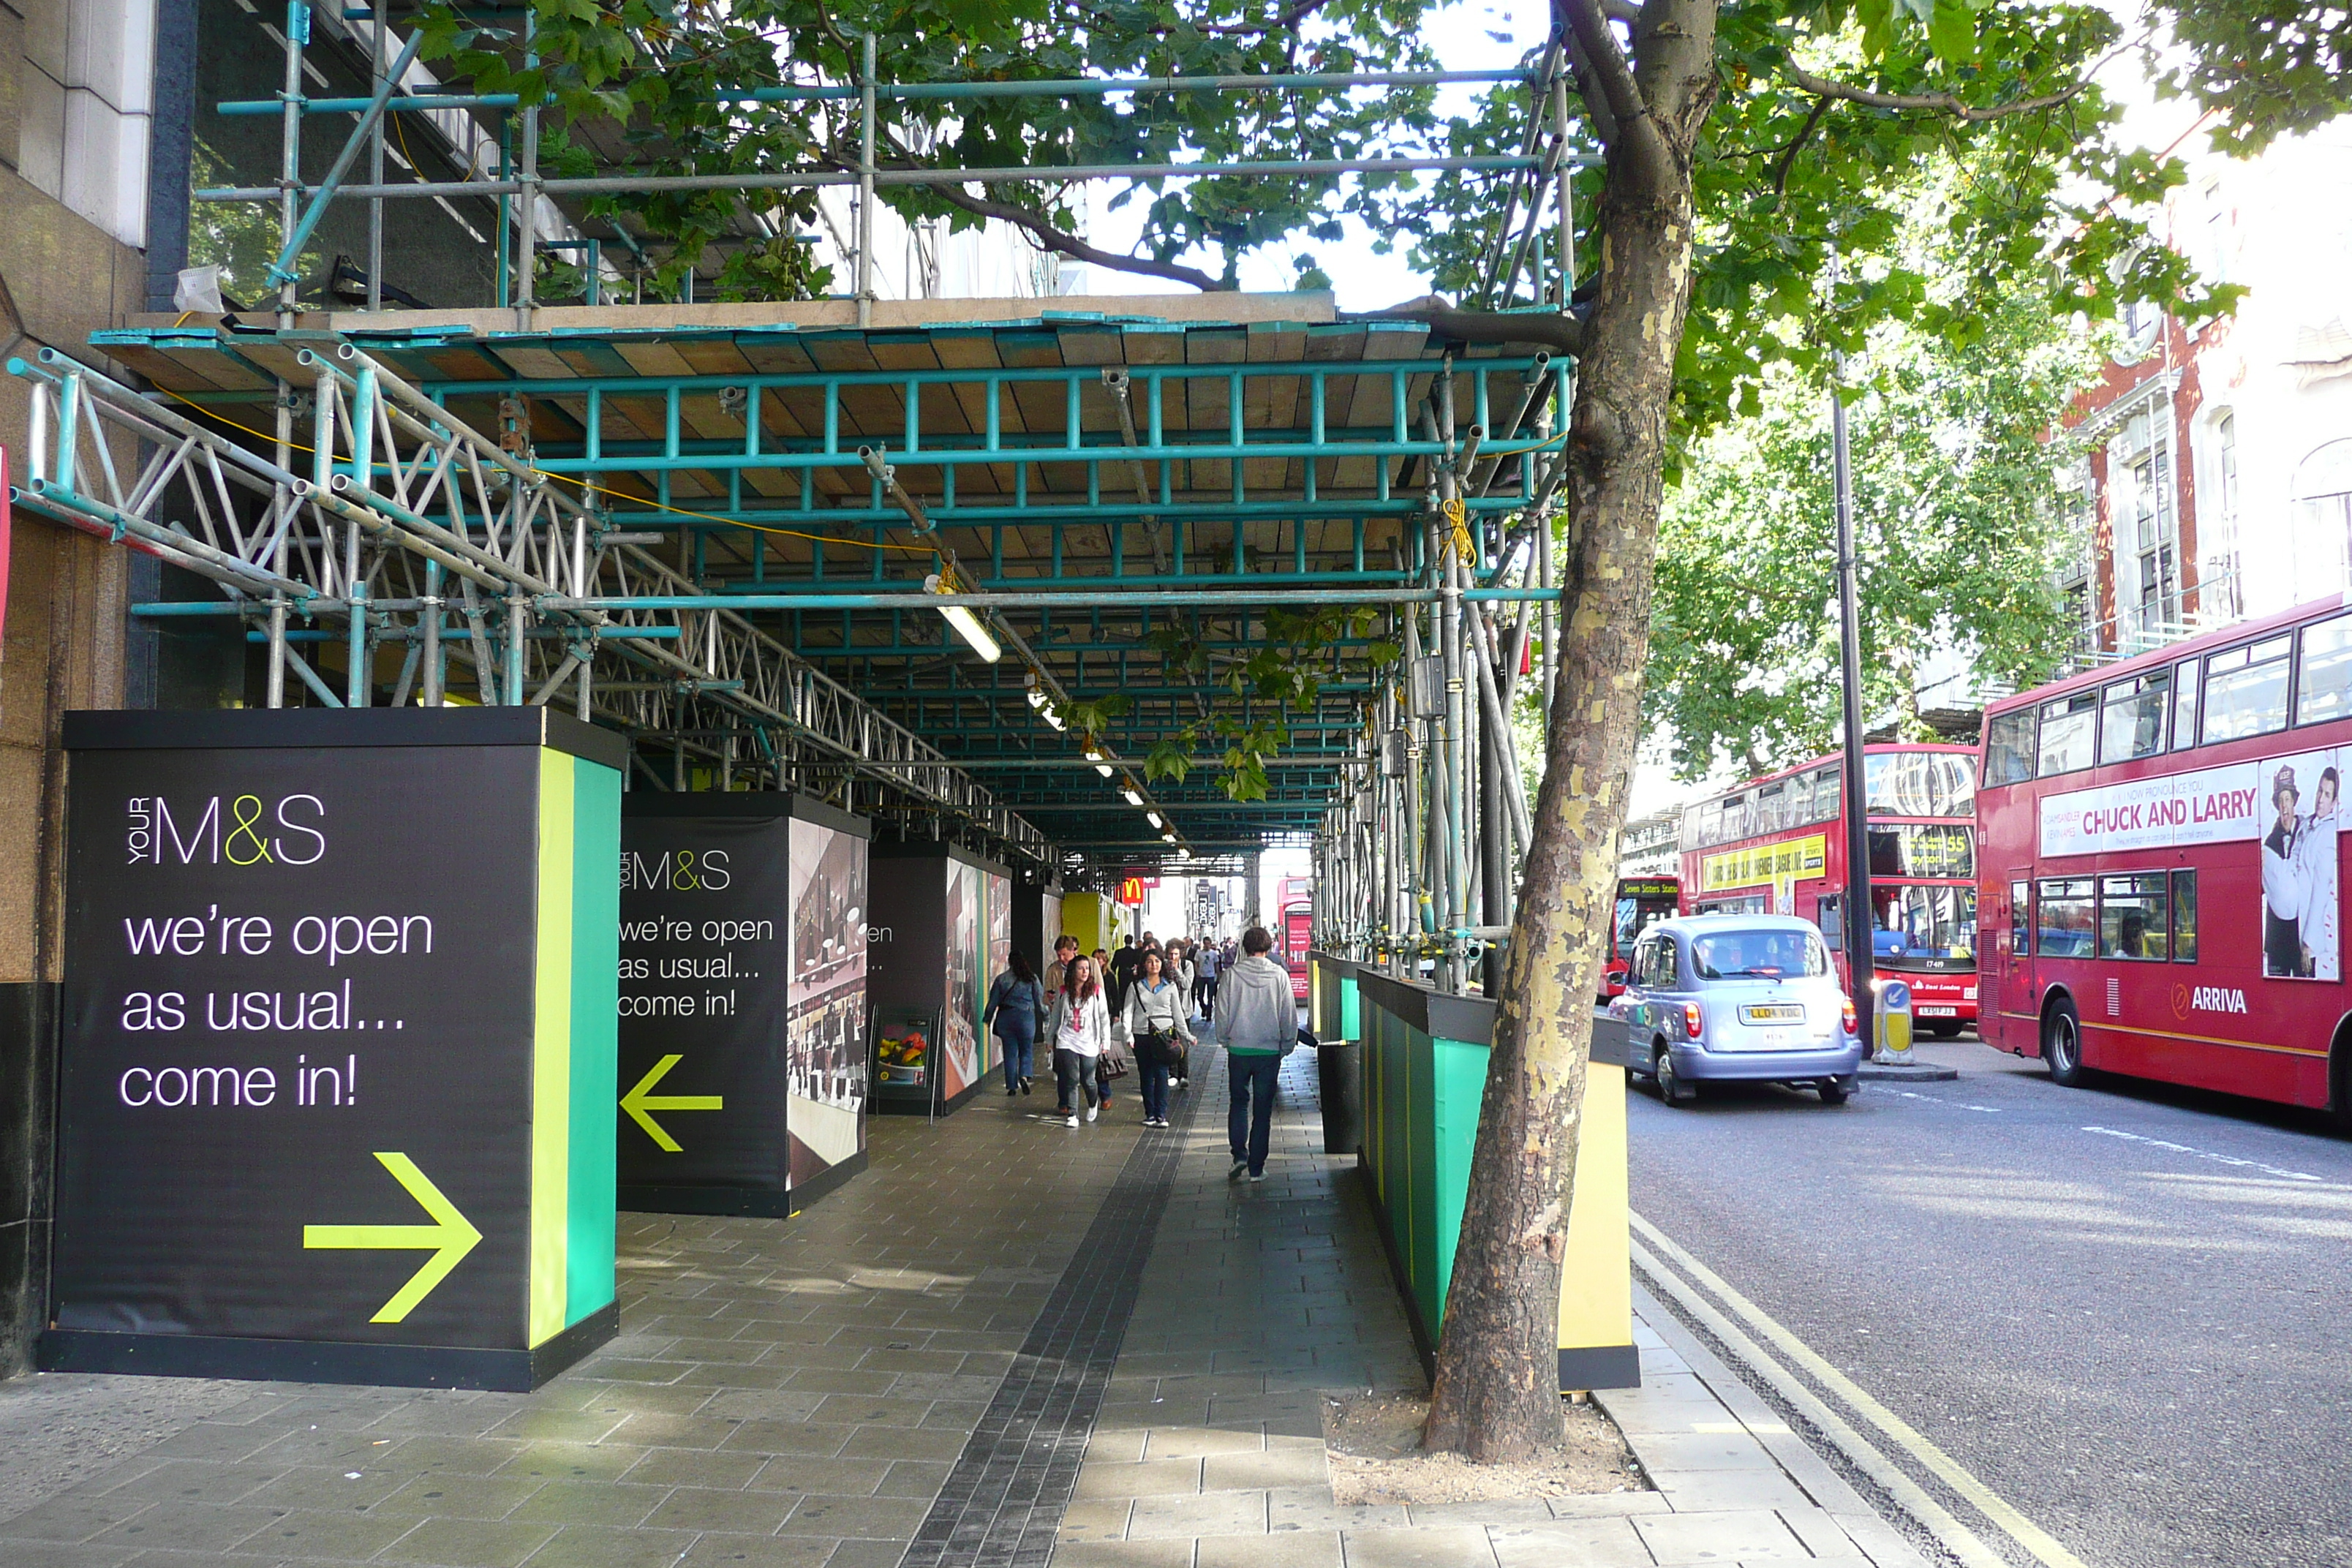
[1633,1210,2093,1568]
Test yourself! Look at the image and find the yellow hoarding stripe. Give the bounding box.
[529,749,575,1348]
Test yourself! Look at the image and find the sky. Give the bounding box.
[1067,0,1551,306]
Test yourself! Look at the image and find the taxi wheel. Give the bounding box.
[1817,1077,1850,1105]
[1654,1047,1694,1106]
[2043,999,2088,1088]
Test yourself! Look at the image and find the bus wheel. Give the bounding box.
[1926,1021,1964,1039]
[2043,1000,2088,1088]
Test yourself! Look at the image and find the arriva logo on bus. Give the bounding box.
[2172,983,2250,1019]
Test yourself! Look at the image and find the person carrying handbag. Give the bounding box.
[1118,948,1195,1128]
[1043,954,1114,1128]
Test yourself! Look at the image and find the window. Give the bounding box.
[1872,885,1978,962]
[2297,613,2352,727]
[2171,870,2198,963]
[1817,894,1844,951]
[2170,660,2201,752]
[2010,880,2028,956]
[2099,671,2171,764]
[1719,793,1750,843]
[2038,691,2099,776]
[2202,636,2293,743]
[2035,877,2095,957]
[1866,751,1977,817]
[1985,709,2036,786]
[1755,782,1787,835]
[1866,823,1975,880]
[1784,772,1817,826]
[1812,767,1842,823]
[1693,930,1830,980]
[2098,872,2170,960]
[1647,936,1682,988]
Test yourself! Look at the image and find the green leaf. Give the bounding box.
[1927,0,1978,64]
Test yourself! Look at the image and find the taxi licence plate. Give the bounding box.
[1915,1005,1957,1017]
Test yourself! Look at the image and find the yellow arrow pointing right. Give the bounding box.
[622,1053,724,1152]
[304,1152,483,1323]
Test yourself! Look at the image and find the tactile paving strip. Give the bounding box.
[899,1048,1213,1568]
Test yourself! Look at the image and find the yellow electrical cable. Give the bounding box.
[1478,425,1572,459]
[1439,495,1475,567]
[154,384,928,553]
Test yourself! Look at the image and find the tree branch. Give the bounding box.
[1784,64,2092,123]
[1341,294,1586,355]
[1558,0,1673,186]
[920,181,1229,290]
[1768,94,1831,196]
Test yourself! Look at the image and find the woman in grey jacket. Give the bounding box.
[1043,955,1115,1128]
[1119,948,1196,1128]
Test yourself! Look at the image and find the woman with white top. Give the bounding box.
[1120,948,1196,1128]
[1163,940,1199,1089]
[1044,954,1115,1128]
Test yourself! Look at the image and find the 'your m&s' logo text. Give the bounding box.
[127,795,327,867]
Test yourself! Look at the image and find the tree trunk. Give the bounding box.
[1422,0,1714,1463]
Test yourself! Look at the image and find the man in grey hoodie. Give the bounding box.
[1213,926,1295,1182]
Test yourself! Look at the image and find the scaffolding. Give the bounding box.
[10,12,1588,984]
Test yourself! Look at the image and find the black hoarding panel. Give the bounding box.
[56,745,536,1349]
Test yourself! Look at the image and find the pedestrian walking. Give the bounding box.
[1164,940,1198,1088]
[1193,938,1221,1020]
[1043,933,1079,995]
[1214,926,1295,1182]
[1120,947,1195,1128]
[984,949,1047,1096]
[1044,954,1114,1128]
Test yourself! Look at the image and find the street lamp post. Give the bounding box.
[1833,389,1876,1052]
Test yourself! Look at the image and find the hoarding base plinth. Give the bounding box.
[36,1303,619,1392]
[620,1152,866,1219]
[1557,1343,1642,1393]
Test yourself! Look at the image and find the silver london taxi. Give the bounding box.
[1616,913,1863,1106]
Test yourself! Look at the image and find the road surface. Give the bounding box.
[1627,1036,2352,1568]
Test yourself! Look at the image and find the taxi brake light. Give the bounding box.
[1841,999,1858,1034]
[1682,1001,1703,1036]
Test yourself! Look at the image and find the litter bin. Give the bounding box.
[1873,977,1915,1063]
[1318,1041,1363,1157]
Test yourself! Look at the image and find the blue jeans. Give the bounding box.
[1141,1061,1171,1120]
[998,1025,1034,1089]
[1227,1051,1281,1175]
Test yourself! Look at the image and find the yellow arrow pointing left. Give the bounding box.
[622,1053,724,1152]
[304,1152,484,1323]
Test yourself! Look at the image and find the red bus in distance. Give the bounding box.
[1601,876,1681,1000]
[1278,877,1313,1002]
[1678,745,1980,1032]
[1977,595,2352,1117]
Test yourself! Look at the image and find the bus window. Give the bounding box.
[2169,660,2200,751]
[1985,709,2036,785]
[2203,635,2292,743]
[1755,781,1787,834]
[1867,823,1975,879]
[2035,877,2095,957]
[1866,751,1976,816]
[2038,692,2098,777]
[2098,872,2169,960]
[1817,894,1842,950]
[1719,792,1751,842]
[1872,885,1977,961]
[2099,671,2170,764]
[2009,880,2027,955]
[2296,612,2352,727]
[1814,766,1842,821]
[2171,869,2199,962]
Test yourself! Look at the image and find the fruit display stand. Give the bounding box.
[871,1008,941,1115]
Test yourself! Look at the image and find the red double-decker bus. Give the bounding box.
[1278,877,1313,1001]
[1601,875,1681,999]
[1977,596,2352,1115]
[1678,745,1980,1031]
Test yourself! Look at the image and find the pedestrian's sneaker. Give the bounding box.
[1085,1104,1098,1123]
[1065,1112,1079,1128]
[1248,1172,1267,1183]
[1228,1160,1248,1180]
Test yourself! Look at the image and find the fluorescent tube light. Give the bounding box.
[926,573,1000,663]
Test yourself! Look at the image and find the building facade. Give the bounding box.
[1617,808,1684,881]
[2058,116,2352,666]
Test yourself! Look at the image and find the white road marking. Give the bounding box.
[2081,1124,2322,1183]
[1893,1090,2003,1113]
[1634,1211,2094,1568]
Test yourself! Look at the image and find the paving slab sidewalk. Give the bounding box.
[1054,1048,1930,1568]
